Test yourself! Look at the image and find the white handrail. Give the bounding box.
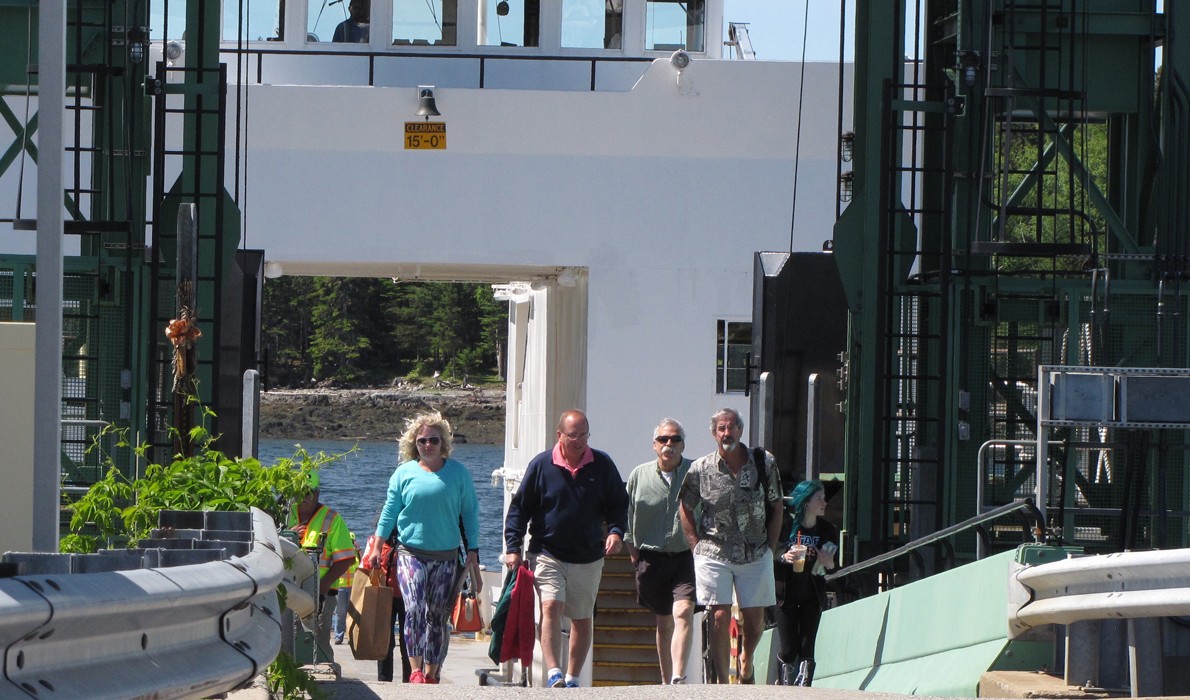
[1009,547,1190,638]
[0,507,283,699]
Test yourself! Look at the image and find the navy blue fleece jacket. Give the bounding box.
[504,448,629,564]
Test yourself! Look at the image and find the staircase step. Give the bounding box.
[594,626,656,646]
[592,661,665,685]
[600,573,636,592]
[595,609,656,627]
[595,644,660,664]
[597,590,638,607]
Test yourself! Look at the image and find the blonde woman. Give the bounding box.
[366,412,480,684]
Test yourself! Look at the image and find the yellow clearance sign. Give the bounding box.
[404,122,446,150]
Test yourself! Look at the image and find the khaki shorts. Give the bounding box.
[533,553,604,620]
[694,549,776,608]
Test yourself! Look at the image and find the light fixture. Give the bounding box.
[496,0,510,16]
[165,41,184,64]
[493,283,532,302]
[263,261,284,279]
[127,26,148,64]
[839,171,854,203]
[670,49,690,71]
[416,85,441,120]
[840,131,855,162]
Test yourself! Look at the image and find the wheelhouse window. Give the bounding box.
[393,0,458,46]
[222,0,283,41]
[646,0,703,52]
[479,0,538,47]
[716,320,751,394]
[308,0,369,43]
[562,0,622,50]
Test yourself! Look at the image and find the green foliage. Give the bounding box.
[992,121,1110,271]
[61,420,351,699]
[309,278,373,383]
[265,650,328,700]
[263,278,507,387]
[63,424,346,551]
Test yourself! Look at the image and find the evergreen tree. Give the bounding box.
[308,277,371,383]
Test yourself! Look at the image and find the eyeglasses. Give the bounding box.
[655,435,683,444]
[561,432,589,441]
[416,436,441,446]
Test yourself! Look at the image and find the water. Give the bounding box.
[258,438,506,570]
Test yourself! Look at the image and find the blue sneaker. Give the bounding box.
[565,679,580,688]
[547,671,566,688]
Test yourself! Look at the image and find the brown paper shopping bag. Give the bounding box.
[347,567,393,660]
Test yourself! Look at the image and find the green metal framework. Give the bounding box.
[834,1,1190,593]
[0,0,239,490]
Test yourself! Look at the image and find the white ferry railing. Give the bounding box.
[0,507,284,699]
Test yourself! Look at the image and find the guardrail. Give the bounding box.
[1009,547,1190,695]
[0,508,284,699]
[1009,547,1190,637]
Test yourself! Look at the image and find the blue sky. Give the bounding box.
[723,0,856,62]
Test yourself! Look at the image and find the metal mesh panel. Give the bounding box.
[969,289,1190,553]
[0,271,12,321]
[0,262,136,486]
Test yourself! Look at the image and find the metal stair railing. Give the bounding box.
[826,498,1045,585]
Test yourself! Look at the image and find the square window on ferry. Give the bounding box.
[393,0,458,46]
[562,0,622,50]
[716,320,751,394]
[645,0,704,53]
[479,0,539,47]
[222,0,283,42]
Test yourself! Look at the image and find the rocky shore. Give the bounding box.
[258,383,506,444]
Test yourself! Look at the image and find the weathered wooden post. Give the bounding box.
[166,204,201,456]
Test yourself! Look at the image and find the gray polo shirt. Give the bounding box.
[625,457,692,553]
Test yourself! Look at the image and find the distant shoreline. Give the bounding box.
[258,383,506,445]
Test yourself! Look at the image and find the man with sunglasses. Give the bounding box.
[504,409,629,688]
[624,418,696,685]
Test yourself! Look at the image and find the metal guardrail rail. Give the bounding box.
[0,508,284,699]
[1009,547,1190,637]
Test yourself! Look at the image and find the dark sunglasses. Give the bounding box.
[655,435,683,444]
[417,436,441,446]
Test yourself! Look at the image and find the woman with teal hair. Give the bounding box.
[773,479,839,686]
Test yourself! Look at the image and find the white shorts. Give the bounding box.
[694,549,776,608]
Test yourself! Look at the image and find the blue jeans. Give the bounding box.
[332,589,348,641]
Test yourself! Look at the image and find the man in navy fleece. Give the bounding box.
[504,409,629,688]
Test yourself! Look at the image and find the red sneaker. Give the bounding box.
[409,669,426,684]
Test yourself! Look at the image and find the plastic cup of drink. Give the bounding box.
[789,543,807,573]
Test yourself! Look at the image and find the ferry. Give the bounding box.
[3,0,1190,697]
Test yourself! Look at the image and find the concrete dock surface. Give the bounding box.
[225,634,1172,699]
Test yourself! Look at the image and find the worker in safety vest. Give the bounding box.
[332,533,360,644]
[287,471,355,661]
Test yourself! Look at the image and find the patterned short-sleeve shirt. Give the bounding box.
[679,446,781,564]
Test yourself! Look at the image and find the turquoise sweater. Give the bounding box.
[374,458,480,553]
